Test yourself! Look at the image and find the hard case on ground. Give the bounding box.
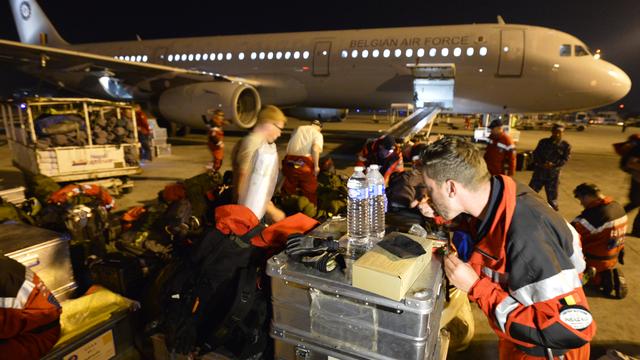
[267,218,446,360]
[0,223,77,300]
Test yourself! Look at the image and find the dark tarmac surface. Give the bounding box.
[1,115,639,358]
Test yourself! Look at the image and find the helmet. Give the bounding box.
[22,197,42,217]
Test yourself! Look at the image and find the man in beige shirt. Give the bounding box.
[282,119,323,205]
[231,105,287,222]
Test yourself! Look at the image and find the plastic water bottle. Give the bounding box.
[347,166,370,258]
[366,164,386,244]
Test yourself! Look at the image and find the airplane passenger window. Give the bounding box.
[195,54,201,61]
[559,44,571,57]
[479,47,488,56]
[125,56,130,61]
[429,48,437,57]
[188,54,193,61]
[294,51,300,59]
[226,52,232,60]
[362,49,369,58]
[417,48,425,57]
[181,54,187,61]
[383,49,390,58]
[405,49,413,57]
[466,47,474,56]
[341,50,348,58]
[351,49,359,58]
[372,49,380,58]
[203,53,209,60]
[217,53,223,61]
[238,52,245,60]
[259,52,266,60]
[453,47,461,57]
[251,52,257,60]
[285,51,291,59]
[441,48,449,57]
[303,51,310,59]
[575,45,589,56]
[276,51,282,59]
[394,49,402,57]
[267,52,274,60]
[209,53,215,60]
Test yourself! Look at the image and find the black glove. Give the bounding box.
[285,234,340,259]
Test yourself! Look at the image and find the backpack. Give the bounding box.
[160,221,269,358]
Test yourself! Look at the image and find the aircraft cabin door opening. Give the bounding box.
[498,30,524,76]
[312,41,331,76]
[408,64,455,110]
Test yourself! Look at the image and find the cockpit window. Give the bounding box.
[559,44,572,57]
[575,45,589,56]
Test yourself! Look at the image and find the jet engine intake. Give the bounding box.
[158,82,261,129]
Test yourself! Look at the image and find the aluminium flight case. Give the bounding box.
[0,223,77,301]
[267,219,446,360]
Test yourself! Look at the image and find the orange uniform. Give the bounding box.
[484,132,516,176]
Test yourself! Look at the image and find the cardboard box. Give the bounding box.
[352,232,432,301]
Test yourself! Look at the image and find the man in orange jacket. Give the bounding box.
[571,183,628,299]
[205,109,226,172]
[483,119,516,176]
[0,255,62,359]
[421,137,594,359]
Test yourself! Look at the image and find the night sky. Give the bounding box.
[1,0,639,111]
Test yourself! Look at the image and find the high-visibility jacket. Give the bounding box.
[484,132,516,176]
[571,197,627,272]
[48,183,114,210]
[462,176,594,359]
[355,138,404,184]
[0,255,62,359]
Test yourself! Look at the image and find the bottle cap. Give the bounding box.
[368,164,380,170]
[354,166,364,171]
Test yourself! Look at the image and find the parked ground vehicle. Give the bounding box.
[1,98,142,192]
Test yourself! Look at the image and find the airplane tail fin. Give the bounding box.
[9,0,68,46]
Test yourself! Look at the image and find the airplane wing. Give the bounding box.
[0,39,247,95]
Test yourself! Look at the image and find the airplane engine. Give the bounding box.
[157,82,261,129]
[285,107,349,122]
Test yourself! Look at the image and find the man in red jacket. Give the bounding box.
[421,137,594,359]
[483,119,516,176]
[571,183,628,299]
[0,255,62,359]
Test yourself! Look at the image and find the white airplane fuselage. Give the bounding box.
[5,0,632,129]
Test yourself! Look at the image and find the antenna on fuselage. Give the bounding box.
[497,15,506,24]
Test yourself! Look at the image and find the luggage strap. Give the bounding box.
[231,222,266,249]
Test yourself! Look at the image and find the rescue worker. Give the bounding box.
[282,119,324,205]
[483,119,516,176]
[529,123,571,210]
[231,105,286,223]
[613,134,640,236]
[421,136,594,359]
[204,109,226,172]
[135,104,152,161]
[0,255,62,359]
[386,148,429,230]
[356,134,404,184]
[571,183,628,299]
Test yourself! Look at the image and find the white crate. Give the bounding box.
[154,144,172,157]
[151,138,167,146]
[152,128,167,139]
[0,186,26,205]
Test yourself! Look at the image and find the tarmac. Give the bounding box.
[0,115,639,358]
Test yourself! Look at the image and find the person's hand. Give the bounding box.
[417,201,436,218]
[544,161,554,169]
[314,165,320,176]
[444,252,479,293]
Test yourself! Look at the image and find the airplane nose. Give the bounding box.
[604,62,631,102]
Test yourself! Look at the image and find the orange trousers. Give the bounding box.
[282,155,318,205]
[499,339,590,360]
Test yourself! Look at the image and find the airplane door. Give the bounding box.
[154,47,169,65]
[313,41,331,76]
[497,30,524,77]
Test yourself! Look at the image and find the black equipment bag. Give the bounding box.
[160,222,269,358]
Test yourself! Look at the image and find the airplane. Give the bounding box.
[0,0,631,131]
